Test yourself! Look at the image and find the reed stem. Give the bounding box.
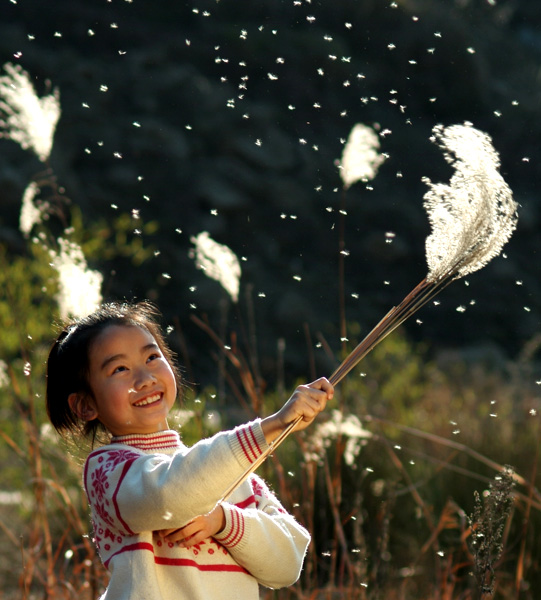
[218,274,454,502]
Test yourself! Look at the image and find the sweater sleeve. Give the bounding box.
[213,474,310,589]
[83,422,268,535]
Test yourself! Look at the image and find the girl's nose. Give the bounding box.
[134,367,157,389]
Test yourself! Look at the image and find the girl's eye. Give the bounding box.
[147,353,160,363]
[112,365,128,374]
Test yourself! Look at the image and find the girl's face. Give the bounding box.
[83,324,178,436]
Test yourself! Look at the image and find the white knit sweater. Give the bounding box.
[83,420,310,599]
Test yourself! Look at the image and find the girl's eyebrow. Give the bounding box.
[99,343,160,371]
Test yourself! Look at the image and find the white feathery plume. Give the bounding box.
[191,231,241,303]
[308,410,371,466]
[339,123,385,189]
[0,62,60,162]
[19,181,42,235]
[423,123,518,282]
[50,238,103,319]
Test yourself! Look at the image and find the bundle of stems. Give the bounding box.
[219,123,519,503]
[218,274,450,502]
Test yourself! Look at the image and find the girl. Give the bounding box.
[46,301,333,600]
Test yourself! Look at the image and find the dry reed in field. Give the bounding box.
[219,122,519,503]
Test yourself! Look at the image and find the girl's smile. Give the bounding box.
[79,324,178,436]
[133,393,162,407]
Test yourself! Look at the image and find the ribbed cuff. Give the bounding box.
[229,419,268,466]
[214,503,245,548]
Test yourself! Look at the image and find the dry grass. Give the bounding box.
[1,316,540,600]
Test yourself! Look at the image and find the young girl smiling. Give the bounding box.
[46,301,333,600]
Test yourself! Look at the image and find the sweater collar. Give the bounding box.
[110,430,182,452]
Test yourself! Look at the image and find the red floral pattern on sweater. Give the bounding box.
[86,448,140,553]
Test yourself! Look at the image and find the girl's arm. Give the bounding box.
[84,378,332,537]
[214,475,311,589]
[159,474,311,589]
[84,422,269,536]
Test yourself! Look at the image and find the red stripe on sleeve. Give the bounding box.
[236,425,263,463]
[236,428,256,463]
[247,427,262,455]
[220,507,245,548]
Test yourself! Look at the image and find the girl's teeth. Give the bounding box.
[135,395,160,406]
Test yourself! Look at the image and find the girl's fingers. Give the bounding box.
[158,520,195,541]
[262,378,334,442]
[287,383,331,430]
[159,527,179,537]
[173,527,209,548]
[159,527,198,545]
[308,377,334,398]
[158,528,184,542]
[157,507,223,546]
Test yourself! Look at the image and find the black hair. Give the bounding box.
[46,301,182,442]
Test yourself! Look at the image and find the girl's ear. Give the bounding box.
[68,393,99,422]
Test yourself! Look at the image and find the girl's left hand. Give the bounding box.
[157,504,225,547]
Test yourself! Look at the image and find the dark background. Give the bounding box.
[1,0,540,385]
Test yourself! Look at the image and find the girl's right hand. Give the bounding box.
[261,377,333,444]
[157,504,226,548]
